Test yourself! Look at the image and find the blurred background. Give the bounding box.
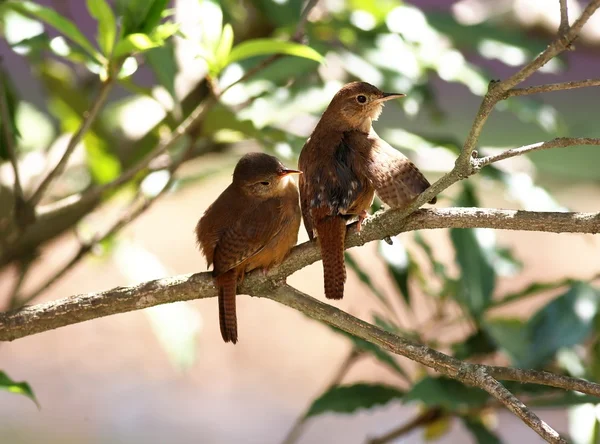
[1,0,599,443]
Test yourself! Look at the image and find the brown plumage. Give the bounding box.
[298,82,435,300]
[196,153,302,344]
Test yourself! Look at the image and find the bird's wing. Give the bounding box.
[299,136,365,224]
[212,199,284,276]
[357,133,435,208]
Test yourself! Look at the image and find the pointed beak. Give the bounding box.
[278,168,302,176]
[377,92,406,102]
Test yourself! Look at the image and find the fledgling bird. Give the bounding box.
[298,81,436,300]
[196,153,302,344]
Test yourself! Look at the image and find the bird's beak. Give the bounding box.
[278,169,303,176]
[377,92,406,102]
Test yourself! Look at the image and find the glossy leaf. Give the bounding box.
[305,383,404,418]
[462,417,502,444]
[404,377,489,410]
[215,23,234,71]
[86,0,116,56]
[424,416,452,441]
[483,318,530,367]
[450,227,496,318]
[226,39,324,65]
[0,72,20,161]
[0,371,39,408]
[6,1,102,63]
[453,329,498,360]
[526,282,599,368]
[145,43,178,102]
[114,33,159,57]
[141,0,170,34]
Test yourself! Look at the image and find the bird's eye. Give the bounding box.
[260,181,270,186]
[356,95,367,104]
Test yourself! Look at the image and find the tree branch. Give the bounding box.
[559,0,571,38]
[470,368,565,443]
[507,79,600,97]
[28,79,114,207]
[1,206,599,341]
[474,137,600,169]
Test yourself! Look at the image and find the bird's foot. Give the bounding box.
[355,210,369,232]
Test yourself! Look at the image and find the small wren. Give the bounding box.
[298,81,436,300]
[196,153,302,344]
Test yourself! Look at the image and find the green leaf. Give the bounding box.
[486,283,599,368]
[526,282,599,368]
[450,227,496,319]
[214,23,234,74]
[115,0,152,36]
[305,383,404,418]
[0,371,39,408]
[226,39,324,65]
[462,417,502,444]
[414,232,448,281]
[453,329,498,360]
[145,43,178,102]
[330,327,409,380]
[114,33,159,57]
[141,0,170,34]
[0,71,20,161]
[424,416,452,441]
[6,1,102,64]
[483,318,531,367]
[404,377,489,411]
[86,0,116,56]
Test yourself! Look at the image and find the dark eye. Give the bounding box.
[356,95,367,103]
[260,181,270,186]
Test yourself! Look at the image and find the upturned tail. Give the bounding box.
[216,270,238,344]
[315,216,347,300]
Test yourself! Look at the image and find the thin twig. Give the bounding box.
[0,62,25,209]
[367,408,444,444]
[472,368,565,443]
[474,137,600,169]
[29,79,114,207]
[13,143,195,308]
[280,347,362,444]
[507,79,600,97]
[5,259,32,310]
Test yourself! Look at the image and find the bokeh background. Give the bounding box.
[1,0,600,443]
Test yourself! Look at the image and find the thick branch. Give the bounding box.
[29,79,114,207]
[475,137,600,169]
[1,207,599,341]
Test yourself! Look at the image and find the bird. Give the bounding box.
[298,81,436,300]
[196,152,302,344]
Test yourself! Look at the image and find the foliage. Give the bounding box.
[0,0,599,443]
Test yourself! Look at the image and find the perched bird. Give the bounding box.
[196,153,302,344]
[298,81,436,300]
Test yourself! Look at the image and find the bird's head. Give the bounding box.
[232,152,301,198]
[322,82,405,132]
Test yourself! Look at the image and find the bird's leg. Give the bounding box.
[238,268,246,285]
[355,210,368,232]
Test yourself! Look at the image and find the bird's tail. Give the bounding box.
[315,216,347,300]
[216,270,238,344]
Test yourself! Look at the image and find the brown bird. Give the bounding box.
[196,152,302,344]
[298,81,436,300]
